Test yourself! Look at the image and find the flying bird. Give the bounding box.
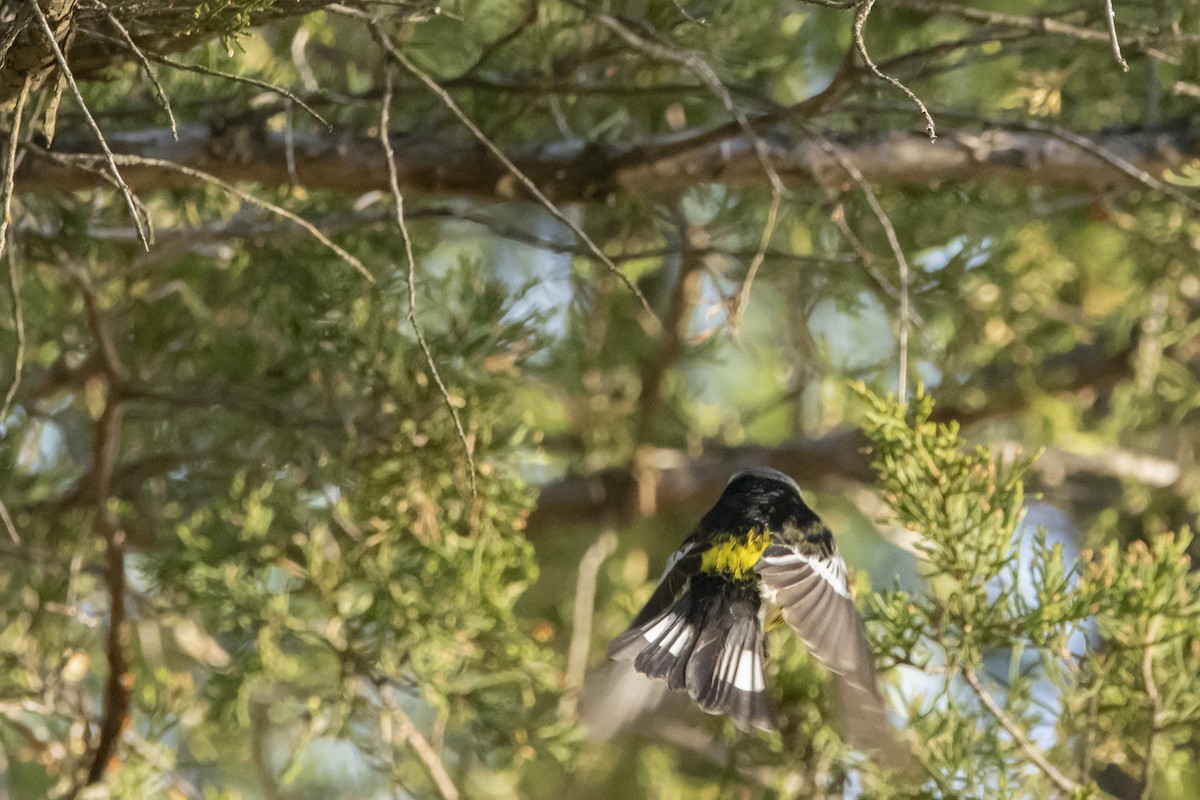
[607,467,902,754]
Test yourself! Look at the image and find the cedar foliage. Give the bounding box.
[1,1,1199,798]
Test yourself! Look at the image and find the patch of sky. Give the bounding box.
[917,235,993,274]
[14,415,66,476]
[807,290,894,372]
[681,184,727,227]
[892,502,1090,756]
[983,503,1090,750]
[427,206,576,343]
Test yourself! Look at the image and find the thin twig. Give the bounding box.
[963,669,1078,795]
[27,0,150,249]
[379,67,476,499]
[77,29,332,130]
[818,138,912,399]
[890,0,1188,64]
[573,4,784,333]
[284,101,299,186]
[35,147,157,240]
[377,684,460,800]
[854,0,937,140]
[249,698,285,800]
[560,530,618,720]
[1102,0,1129,71]
[0,76,31,425]
[124,732,201,800]
[370,26,658,325]
[1140,617,1163,800]
[47,150,373,281]
[103,9,179,139]
[1021,121,1200,215]
[0,496,19,545]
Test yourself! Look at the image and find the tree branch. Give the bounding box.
[70,267,132,791]
[18,120,1200,201]
[376,683,460,800]
[963,669,1078,795]
[528,334,1137,532]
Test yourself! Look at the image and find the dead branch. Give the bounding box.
[560,529,618,720]
[376,683,461,800]
[1102,0,1129,72]
[569,0,785,331]
[76,28,331,130]
[100,9,178,140]
[816,137,913,398]
[0,0,338,109]
[889,0,1194,63]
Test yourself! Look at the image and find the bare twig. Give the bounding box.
[64,213,857,272]
[1021,121,1200,215]
[570,3,785,332]
[49,150,372,281]
[370,25,658,325]
[560,530,618,719]
[890,0,1189,63]
[27,0,150,249]
[284,101,299,186]
[377,684,460,800]
[1102,0,1129,71]
[818,138,913,398]
[963,669,1078,795]
[0,76,30,425]
[379,66,476,499]
[854,0,937,140]
[103,9,178,139]
[77,28,332,130]
[0,496,19,544]
[1140,617,1163,800]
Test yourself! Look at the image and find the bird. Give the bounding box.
[607,466,900,752]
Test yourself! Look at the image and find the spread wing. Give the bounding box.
[755,539,877,692]
[756,536,912,766]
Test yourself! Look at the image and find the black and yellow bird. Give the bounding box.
[608,467,896,746]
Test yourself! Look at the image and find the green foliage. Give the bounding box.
[854,387,1200,799]
[0,235,573,797]
[3,0,1200,797]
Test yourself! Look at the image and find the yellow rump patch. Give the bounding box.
[700,530,771,580]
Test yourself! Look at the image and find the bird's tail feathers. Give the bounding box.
[610,578,774,731]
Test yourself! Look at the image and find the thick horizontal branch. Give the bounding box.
[528,335,1139,533]
[15,118,1200,200]
[527,435,1185,534]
